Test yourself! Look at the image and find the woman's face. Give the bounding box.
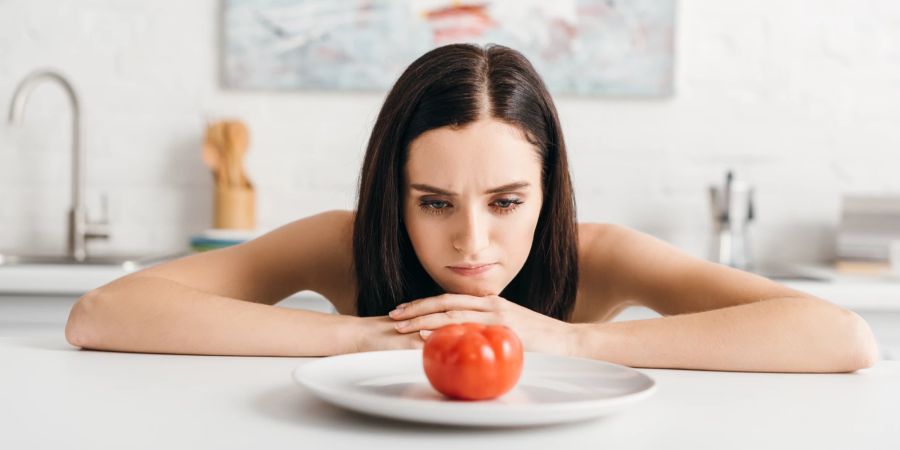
[403,117,544,297]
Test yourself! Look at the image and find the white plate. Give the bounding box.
[293,349,657,427]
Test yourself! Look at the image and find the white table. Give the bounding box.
[0,335,898,450]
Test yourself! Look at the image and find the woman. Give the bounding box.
[65,44,878,372]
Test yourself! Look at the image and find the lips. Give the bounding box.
[447,263,496,276]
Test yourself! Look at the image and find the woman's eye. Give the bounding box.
[418,198,523,215]
[494,199,520,208]
[492,198,524,213]
[419,200,450,214]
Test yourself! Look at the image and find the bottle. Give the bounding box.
[709,170,754,270]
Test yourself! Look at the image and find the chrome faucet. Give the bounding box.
[7,70,109,262]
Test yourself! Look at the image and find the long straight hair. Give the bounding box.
[353,43,578,321]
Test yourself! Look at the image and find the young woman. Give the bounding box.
[65,44,878,373]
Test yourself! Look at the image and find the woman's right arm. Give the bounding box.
[64,210,424,356]
[65,275,355,356]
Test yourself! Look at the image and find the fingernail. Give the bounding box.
[389,309,400,317]
[395,321,409,329]
[419,330,432,338]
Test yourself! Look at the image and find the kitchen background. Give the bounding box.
[2,0,899,267]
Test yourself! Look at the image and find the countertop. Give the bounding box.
[0,336,898,450]
[2,263,899,448]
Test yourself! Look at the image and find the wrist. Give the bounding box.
[563,322,597,359]
[331,314,365,356]
[563,322,584,358]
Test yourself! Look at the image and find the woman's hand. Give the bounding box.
[347,315,427,353]
[388,294,579,356]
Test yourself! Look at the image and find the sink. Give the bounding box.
[0,251,192,295]
[0,251,190,270]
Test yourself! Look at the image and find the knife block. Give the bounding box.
[214,185,255,230]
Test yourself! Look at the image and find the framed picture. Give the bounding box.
[222,0,676,97]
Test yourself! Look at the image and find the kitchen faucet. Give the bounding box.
[7,70,109,262]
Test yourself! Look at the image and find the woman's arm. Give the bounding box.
[575,223,880,372]
[64,210,424,356]
[66,275,357,356]
[571,296,877,372]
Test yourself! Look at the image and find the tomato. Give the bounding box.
[422,323,524,401]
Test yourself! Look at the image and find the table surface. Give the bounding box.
[1,335,898,450]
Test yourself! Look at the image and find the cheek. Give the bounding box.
[502,204,542,263]
[504,220,536,257]
[404,215,443,264]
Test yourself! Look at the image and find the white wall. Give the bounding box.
[1,0,899,267]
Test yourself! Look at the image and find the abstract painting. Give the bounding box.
[222,0,675,96]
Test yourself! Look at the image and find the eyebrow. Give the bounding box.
[409,181,531,196]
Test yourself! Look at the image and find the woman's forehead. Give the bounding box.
[406,118,542,187]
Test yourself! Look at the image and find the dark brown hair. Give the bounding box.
[353,43,578,321]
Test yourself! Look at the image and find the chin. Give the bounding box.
[440,280,503,297]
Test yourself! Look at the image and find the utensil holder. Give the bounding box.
[214,185,255,230]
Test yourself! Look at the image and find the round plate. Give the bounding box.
[293,350,656,427]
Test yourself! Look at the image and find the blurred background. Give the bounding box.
[0,0,898,266]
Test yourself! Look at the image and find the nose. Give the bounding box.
[452,206,490,255]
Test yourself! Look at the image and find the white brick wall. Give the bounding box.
[1,0,899,266]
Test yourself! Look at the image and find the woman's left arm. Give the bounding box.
[389,224,880,372]
[572,223,879,373]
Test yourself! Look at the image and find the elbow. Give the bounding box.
[65,289,104,349]
[835,308,880,372]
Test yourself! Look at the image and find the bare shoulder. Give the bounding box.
[572,223,636,322]
[242,208,358,315]
[575,221,808,316]
[577,222,657,268]
[576,221,700,309]
[269,209,356,310]
[301,209,357,313]
[135,209,356,309]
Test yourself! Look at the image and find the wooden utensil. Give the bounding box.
[223,121,250,188]
[204,119,255,230]
[203,122,228,191]
[216,122,233,188]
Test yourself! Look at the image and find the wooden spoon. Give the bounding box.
[225,121,250,188]
[203,122,228,191]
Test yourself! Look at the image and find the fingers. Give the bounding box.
[352,316,427,352]
[389,294,496,321]
[409,334,425,349]
[394,310,493,334]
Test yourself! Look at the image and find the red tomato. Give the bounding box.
[422,323,524,401]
